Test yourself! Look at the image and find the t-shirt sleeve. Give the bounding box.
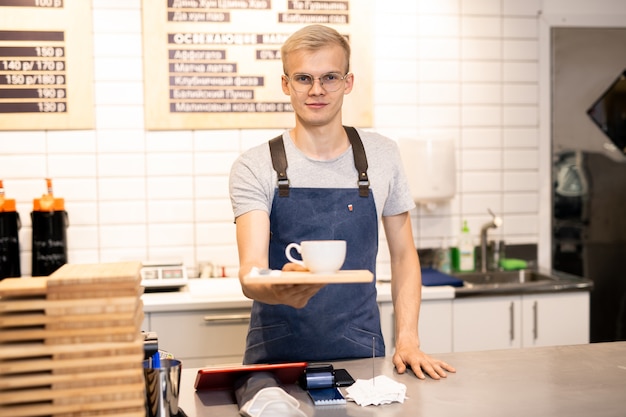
[229,145,275,220]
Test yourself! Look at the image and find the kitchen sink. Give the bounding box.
[454,270,555,287]
[452,268,593,297]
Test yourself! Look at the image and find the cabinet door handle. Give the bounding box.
[533,301,538,341]
[203,314,251,323]
[509,302,515,342]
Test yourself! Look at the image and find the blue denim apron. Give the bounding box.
[243,127,385,364]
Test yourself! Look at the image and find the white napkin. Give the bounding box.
[345,375,407,407]
[248,267,281,277]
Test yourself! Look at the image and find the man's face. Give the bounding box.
[281,45,353,127]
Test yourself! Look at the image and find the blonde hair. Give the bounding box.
[281,25,351,74]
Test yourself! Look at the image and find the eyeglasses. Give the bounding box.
[284,72,350,92]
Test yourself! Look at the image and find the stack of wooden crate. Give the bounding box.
[0,262,146,417]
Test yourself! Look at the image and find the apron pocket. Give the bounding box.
[343,325,385,356]
[247,322,292,349]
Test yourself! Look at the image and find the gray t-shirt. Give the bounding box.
[229,128,415,222]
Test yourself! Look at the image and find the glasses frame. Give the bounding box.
[284,72,351,93]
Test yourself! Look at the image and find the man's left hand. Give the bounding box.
[392,342,456,380]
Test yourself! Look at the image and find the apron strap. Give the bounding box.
[269,135,290,197]
[268,126,370,198]
[344,126,370,197]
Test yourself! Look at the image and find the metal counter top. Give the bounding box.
[177,341,626,417]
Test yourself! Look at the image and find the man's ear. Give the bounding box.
[281,75,291,96]
[343,73,354,94]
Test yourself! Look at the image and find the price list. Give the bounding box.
[0,0,94,130]
[143,0,372,130]
[0,30,67,114]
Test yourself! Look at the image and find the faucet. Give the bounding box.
[480,209,503,272]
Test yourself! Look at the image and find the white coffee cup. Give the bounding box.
[284,240,346,274]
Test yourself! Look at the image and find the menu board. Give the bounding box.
[142,0,373,130]
[0,0,94,130]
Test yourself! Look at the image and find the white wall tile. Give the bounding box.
[95,105,145,129]
[92,9,141,33]
[46,131,97,153]
[503,105,538,126]
[462,61,502,82]
[503,192,539,213]
[0,155,47,179]
[65,202,98,225]
[194,130,241,151]
[195,199,235,223]
[194,152,240,176]
[503,172,539,191]
[462,150,502,170]
[503,128,539,147]
[460,172,502,192]
[99,224,147,248]
[417,0,459,15]
[93,0,140,9]
[420,38,460,60]
[99,178,146,200]
[68,225,99,249]
[95,81,144,105]
[54,178,99,202]
[503,149,539,170]
[503,62,538,82]
[503,0,542,16]
[462,128,502,148]
[196,223,238,246]
[461,105,502,127]
[93,33,143,57]
[146,153,193,176]
[419,15,460,37]
[420,61,461,82]
[503,40,539,60]
[99,201,146,225]
[0,132,46,153]
[501,214,539,235]
[417,83,459,104]
[461,0,502,15]
[462,84,502,104]
[96,130,145,153]
[503,84,538,104]
[462,39,502,60]
[146,131,194,152]
[418,105,460,128]
[503,18,538,38]
[93,58,145,82]
[146,177,193,199]
[148,223,194,247]
[461,193,502,214]
[48,155,97,178]
[148,200,194,223]
[194,176,230,199]
[462,16,502,37]
[98,154,145,177]
[378,82,419,105]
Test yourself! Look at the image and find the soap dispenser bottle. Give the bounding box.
[458,220,475,272]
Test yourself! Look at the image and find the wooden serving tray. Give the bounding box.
[243,269,373,284]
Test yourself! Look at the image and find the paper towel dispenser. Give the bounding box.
[398,137,456,208]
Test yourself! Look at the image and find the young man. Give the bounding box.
[229,24,455,379]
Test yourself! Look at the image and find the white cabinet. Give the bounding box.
[452,292,589,352]
[144,308,250,368]
[379,300,453,355]
[521,292,589,347]
[453,296,522,352]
